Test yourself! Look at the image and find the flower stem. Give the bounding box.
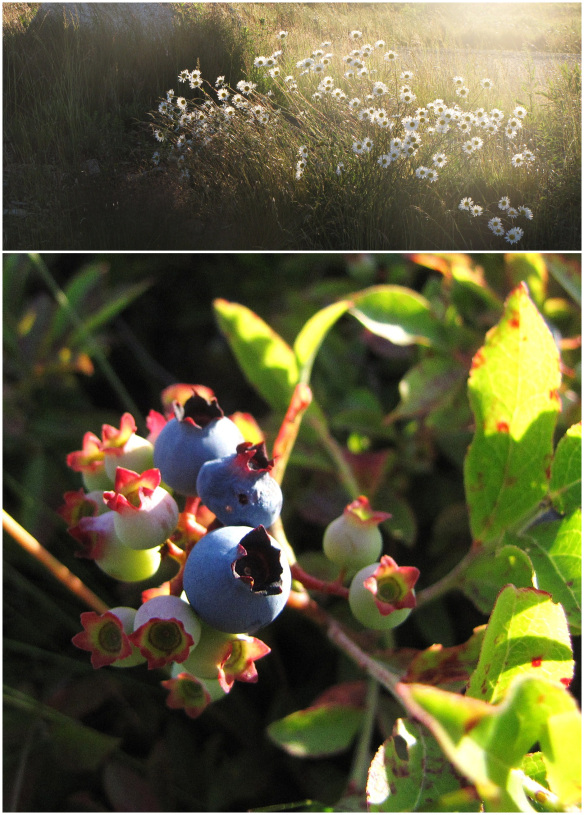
[327,618,401,697]
[348,676,380,796]
[3,510,109,613]
[415,542,483,608]
[308,412,361,498]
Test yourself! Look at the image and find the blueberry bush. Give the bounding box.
[3,252,581,811]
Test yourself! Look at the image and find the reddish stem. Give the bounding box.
[291,562,349,599]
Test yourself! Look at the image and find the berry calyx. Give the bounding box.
[130,595,202,669]
[323,496,391,572]
[183,525,291,633]
[66,431,111,491]
[162,672,213,718]
[153,393,245,495]
[72,609,135,668]
[181,624,271,691]
[196,441,283,528]
[348,555,419,630]
[101,413,155,480]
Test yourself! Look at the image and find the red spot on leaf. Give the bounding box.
[509,311,520,328]
[463,715,483,734]
[471,349,486,370]
[496,421,510,433]
[531,656,543,668]
[560,677,572,688]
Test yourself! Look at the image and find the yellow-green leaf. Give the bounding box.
[464,283,561,544]
[549,423,581,515]
[350,285,447,348]
[214,298,299,413]
[293,299,352,384]
[467,586,574,704]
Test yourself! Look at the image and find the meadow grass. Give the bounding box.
[3,3,581,250]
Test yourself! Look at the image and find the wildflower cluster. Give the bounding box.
[458,194,533,243]
[147,27,541,247]
[64,383,418,719]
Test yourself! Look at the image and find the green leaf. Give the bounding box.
[509,510,581,635]
[466,586,574,704]
[402,625,486,689]
[461,544,534,615]
[47,263,104,346]
[399,674,582,811]
[366,718,481,812]
[464,283,561,544]
[69,279,152,348]
[546,255,581,306]
[267,704,364,758]
[350,286,447,348]
[505,254,548,308]
[293,299,352,384]
[549,423,581,514]
[386,356,467,423]
[214,298,299,413]
[4,685,121,772]
[539,707,582,807]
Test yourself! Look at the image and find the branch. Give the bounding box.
[3,510,109,614]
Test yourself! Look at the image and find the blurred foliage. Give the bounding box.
[3,252,581,811]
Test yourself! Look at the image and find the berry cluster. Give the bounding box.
[323,496,419,630]
[63,384,418,719]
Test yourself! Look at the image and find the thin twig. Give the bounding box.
[3,510,109,614]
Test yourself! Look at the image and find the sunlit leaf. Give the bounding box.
[367,718,481,812]
[509,509,581,635]
[461,544,534,614]
[293,299,351,384]
[505,254,548,307]
[466,586,574,704]
[549,423,581,514]
[398,674,582,811]
[350,286,448,348]
[214,298,299,413]
[464,283,561,544]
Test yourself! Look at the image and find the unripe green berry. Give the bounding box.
[104,434,154,481]
[322,496,390,571]
[348,562,415,631]
[323,516,383,571]
[108,607,147,667]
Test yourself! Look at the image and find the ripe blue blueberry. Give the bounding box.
[153,393,244,495]
[183,525,291,633]
[196,442,283,528]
